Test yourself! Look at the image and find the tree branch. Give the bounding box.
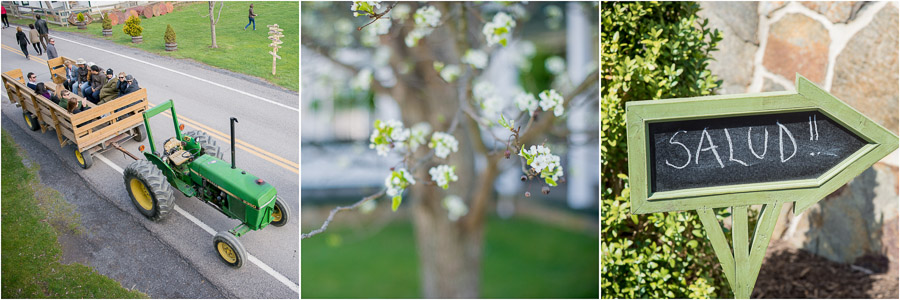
[301,189,387,240]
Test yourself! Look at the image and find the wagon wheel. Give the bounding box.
[214,231,247,268]
[123,160,175,220]
[23,112,39,131]
[270,196,290,227]
[74,147,93,169]
[133,124,147,142]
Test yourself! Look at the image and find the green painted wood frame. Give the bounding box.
[626,74,899,216]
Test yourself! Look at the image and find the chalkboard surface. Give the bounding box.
[649,111,867,193]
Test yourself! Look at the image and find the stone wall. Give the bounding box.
[698,1,899,273]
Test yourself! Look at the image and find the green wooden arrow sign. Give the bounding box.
[625,74,898,298]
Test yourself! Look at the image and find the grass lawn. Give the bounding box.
[10,1,298,91]
[1,130,147,298]
[301,216,599,298]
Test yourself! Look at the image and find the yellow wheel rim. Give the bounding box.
[129,178,153,210]
[75,149,85,165]
[24,114,32,128]
[217,241,238,264]
[272,205,283,223]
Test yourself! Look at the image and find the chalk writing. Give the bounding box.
[648,111,866,192]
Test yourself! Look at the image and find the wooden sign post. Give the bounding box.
[625,74,898,298]
[267,24,284,76]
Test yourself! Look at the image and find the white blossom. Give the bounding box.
[429,164,458,189]
[480,95,503,119]
[409,122,431,150]
[519,145,564,186]
[369,119,410,156]
[538,89,564,117]
[351,1,381,17]
[369,18,392,36]
[473,81,494,101]
[439,65,461,82]
[461,49,488,69]
[545,56,566,75]
[413,6,442,28]
[442,195,469,221]
[515,92,538,115]
[428,132,459,159]
[391,4,411,22]
[351,69,373,91]
[404,27,432,47]
[482,12,516,47]
[385,168,416,197]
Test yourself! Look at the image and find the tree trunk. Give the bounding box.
[208,2,218,48]
[381,5,502,295]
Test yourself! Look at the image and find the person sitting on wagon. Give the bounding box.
[98,69,119,105]
[74,58,90,96]
[51,86,84,114]
[118,74,140,97]
[63,60,77,91]
[34,82,50,99]
[84,65,107,104]
[26,72,38,91]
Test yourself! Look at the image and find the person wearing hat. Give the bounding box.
[118,74,140,97]
[98,68,119,104]
[74,58,90,96]
[85,65,108,104]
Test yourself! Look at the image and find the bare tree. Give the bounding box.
[302,2,598,297]
[207,1,225,48]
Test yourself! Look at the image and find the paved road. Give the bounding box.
[1,26,299,298]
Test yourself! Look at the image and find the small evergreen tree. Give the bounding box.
[102,12,112,30]
[123,15,143,37]
[164,24,176,44]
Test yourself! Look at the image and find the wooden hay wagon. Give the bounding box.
[2,67,149,169]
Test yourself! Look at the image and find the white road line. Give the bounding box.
[50,36,299,113]
[95,153,300,294]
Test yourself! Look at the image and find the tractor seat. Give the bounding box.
[168,149,193,166]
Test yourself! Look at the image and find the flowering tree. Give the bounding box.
[302,2,598,297]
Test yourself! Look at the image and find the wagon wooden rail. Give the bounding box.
[2,67,148,169]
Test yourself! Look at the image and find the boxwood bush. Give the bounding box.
[601,2,730,298]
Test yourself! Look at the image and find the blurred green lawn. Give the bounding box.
[12,1,299,91]
[301,217,599,298]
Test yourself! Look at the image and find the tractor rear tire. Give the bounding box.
[270,196,290,227]
[74,148,93,169]
[133,124,147,142]
[214,231,246,268]
[184,130,222,159]
[124,160,175,221]
[23,112,39,131]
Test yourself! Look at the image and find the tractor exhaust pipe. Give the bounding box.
[230,117,238,169]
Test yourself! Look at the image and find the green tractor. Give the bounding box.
[122,100,290,268]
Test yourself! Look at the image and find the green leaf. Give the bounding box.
[392,195,402,211]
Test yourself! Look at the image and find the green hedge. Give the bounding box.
[601,2,731,298]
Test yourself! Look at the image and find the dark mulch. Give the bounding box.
[752,241,898,298]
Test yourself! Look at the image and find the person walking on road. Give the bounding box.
[244,4,258,30]
[28,24,42,55]
[35,15,49,50]
[2,6,10,29]
[15,27,29,59]
[45,38,58,59]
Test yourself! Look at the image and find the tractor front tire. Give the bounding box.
[124,160,175,221]
[214,231,246,268]
[23,112,39,131]
[270,196,290,227]
[75,148,93,169]
[184,130,222,159]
